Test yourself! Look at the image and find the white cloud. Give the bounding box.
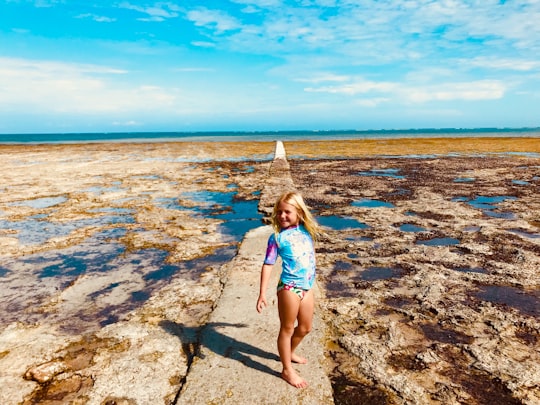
[34,0,63,8]
[0,57,176,114]
[185,0,540,69]
[355,98,390,107]
[173,67,215,72]
[112,120,142,127]
[12,28,31,34]
[186,8,241,34]
[305,80,397,95]
[238,5,261,14]
[303,75,506,104]
[230,0,283,8]
[0,57,270,121]
[0,57,126,76]
[295,73,350,83]
[76,13,116,23]
[407,80,506,103]
[190,41,216,48]
[3,1,539,131]
[404,67,460,83]
[118,2,180,22]
[465,57,540,72]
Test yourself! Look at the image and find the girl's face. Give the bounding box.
[276,200,300,229]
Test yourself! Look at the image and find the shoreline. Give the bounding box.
[1,136,540,158]
[1,126,539,145]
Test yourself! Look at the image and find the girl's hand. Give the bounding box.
[256,295,267,313]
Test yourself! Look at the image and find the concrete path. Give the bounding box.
[177,142,334,404]
[274,140,286,159]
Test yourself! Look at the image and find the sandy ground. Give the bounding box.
[0,137,539,404]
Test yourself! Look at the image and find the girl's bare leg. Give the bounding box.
[277,290,307,388]
[290,289,314,364]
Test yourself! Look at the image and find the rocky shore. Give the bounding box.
[290,153,540,404]
[0,138,539,404]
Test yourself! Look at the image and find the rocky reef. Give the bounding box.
[0,142,273,404]
[289,154,540,405]
[0,139,538,404]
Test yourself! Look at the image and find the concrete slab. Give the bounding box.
[274,141,286,159]
[177,225,334,404]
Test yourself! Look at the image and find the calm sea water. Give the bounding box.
[1,128,539,144]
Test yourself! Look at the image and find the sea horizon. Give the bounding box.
[1,126,539,145]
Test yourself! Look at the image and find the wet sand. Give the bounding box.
[0,138,539,404]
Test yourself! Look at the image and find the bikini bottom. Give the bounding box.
[277,280,309,300]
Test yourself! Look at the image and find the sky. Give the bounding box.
[1,0,540,134]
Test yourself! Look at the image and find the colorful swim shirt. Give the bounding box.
[263,225,316,290]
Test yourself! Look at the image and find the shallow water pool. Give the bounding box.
[352,199,395,208]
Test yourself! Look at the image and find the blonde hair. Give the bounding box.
[271,191,321,241]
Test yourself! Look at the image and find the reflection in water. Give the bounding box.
[39,240,126,279]
[144,245,236,282]
[507,228,540,239]
[352,198,395,208]
[417,237,460,247]
[360,266,404,281]
[345,235,373,242]
[453,266,486,274]
[9,196,68,209]
[334,261,354,271]
[84,185,125,195]
[0,213,135,246]
[452,195,517,219]
[158,189,264,240]
[387,188,412,197]
[476,285,540,318]
[331,262,405,285]
[484,210,516,220]
[318,215,370,230]
[358,168,405,179]
[421,323,473,344]
[215,199,263,239]
[399,223,426,233]
[0,187,264,333]
[0,235,239,332]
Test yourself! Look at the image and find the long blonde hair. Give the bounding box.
[271,191,322,241]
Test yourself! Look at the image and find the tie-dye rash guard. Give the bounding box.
[263,225,316,290]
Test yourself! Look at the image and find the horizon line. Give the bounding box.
[2,126,540,137]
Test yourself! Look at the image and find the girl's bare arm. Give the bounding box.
[256,263,273,313]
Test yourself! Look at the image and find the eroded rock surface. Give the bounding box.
[289,155,540,405]
[1,140,539,404]
[0,142,273,404]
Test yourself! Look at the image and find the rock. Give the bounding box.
[24,360,69,383]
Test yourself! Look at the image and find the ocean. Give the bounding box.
[1,127,539,144]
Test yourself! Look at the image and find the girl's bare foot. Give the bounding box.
[282,368,308,388]
[291,353,308,364]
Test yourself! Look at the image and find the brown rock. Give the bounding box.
[24,360,69,383]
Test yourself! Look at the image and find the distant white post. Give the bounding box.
[274,140,286,159]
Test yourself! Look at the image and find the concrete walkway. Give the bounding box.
[177,142,334,404]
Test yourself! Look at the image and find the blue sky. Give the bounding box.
[1,0,540,133]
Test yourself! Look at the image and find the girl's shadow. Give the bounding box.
[160,320,280,378]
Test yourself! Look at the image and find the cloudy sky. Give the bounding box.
[1,0,540,133]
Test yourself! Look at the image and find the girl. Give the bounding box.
[256,191,322,388]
